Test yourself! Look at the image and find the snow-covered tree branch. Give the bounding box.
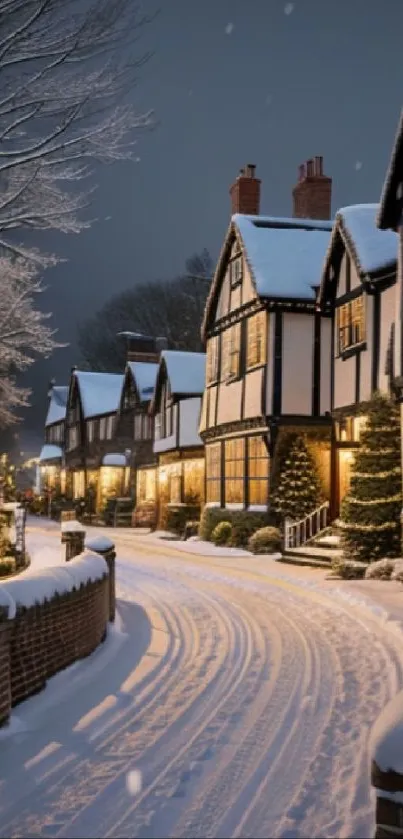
[0,256,58,426]
[0,0,155,425]
[0,0,154,239]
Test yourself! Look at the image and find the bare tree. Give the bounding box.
[0,256,56,426]
[0,0,154,424]
[0,0,154,259]
[77,249,214,371]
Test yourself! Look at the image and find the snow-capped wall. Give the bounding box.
[0,552,111,727]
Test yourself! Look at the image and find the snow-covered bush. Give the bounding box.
[166,504,200,537]
[0,557,16,578]
[365,558,397,580]
[183,520,199,540]
[249,526,282,555]
[332,556,368,579]
[363,557,403,581]
[391,561,403,582]
[211,521,232,546]
[199,507,268,543]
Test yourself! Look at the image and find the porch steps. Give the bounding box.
[278,553,334,570]
[281,540,343,569]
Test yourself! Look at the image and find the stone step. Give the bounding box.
[312,535,341,550]
[279,554,333,570]
[284,545,342,563]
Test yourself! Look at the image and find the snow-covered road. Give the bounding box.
[1,521,403,839]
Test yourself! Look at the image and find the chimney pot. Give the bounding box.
[292,155,332,220]
[230,163,261,215]
[314,155,323,176]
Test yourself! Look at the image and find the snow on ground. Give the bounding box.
[1,518,403,838]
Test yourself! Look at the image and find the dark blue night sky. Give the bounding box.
[23,0,403,436]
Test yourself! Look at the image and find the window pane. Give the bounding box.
[224,438,245,504]
[247,312,266,368]
[249,480,268,505]
[206,443,221,503]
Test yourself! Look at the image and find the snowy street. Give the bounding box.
[1,522,403,838]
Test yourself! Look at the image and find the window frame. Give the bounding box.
[222,324,241,382]
[230,255,243,289]
[206,442,221,504]
[206,335,219,385]
[247,311,266,370]
[336,294,366,356]
[224,437,245,505]
[247,436,269,506]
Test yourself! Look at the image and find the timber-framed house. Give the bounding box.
[199,159,334,511]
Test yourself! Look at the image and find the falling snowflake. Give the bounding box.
[284,2,294,14]
[225,22,234,34]
[126,769,142,796]
[355,161,363,171]
[265,94,273,106]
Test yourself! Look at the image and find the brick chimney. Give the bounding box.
[230,164,261,215]
[292,156,332,220]
[118,332,167,364]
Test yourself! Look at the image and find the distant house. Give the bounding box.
[39,383,68,494]
[148,350,206,528]
[65,369,124,509]
[199,160,333,512]
[318,204,397,515]
[116,333,163,526]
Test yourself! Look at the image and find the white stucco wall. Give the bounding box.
[281,313,314,415]
[179,398,203,447]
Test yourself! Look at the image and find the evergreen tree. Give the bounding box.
[271,435,323,520]
[340,393,402,562]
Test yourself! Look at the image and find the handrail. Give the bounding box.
[284,502,330,551]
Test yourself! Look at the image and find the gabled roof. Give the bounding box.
[378,108,403,231]
[202,213,333,340]
[150,351,206,413]
[162,351,206,396]
[45,386,68,427]
[318,204,397,307]
[127,361,159,402]
[73,371,124,419]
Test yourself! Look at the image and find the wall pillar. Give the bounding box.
[85,536,116,622]
[61,519,86,562]
[370,691,403,838]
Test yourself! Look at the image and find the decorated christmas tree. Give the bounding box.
[270,435,323,521]
[340,393,402,562]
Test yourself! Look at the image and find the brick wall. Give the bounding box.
[0,573,109,727]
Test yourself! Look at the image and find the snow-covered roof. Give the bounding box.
[337,204,398,275]
[233,214,333,300]
[45,386,68,427]
[128,361,159,402]
[162,351,206,396]
[102,453,126,467]
[378,108,403,231]
[74,371,124,419]
[39,444,63,462]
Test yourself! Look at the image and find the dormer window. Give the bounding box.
[230,255,243,288]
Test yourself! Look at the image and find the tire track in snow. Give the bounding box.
[7,559,246,839]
